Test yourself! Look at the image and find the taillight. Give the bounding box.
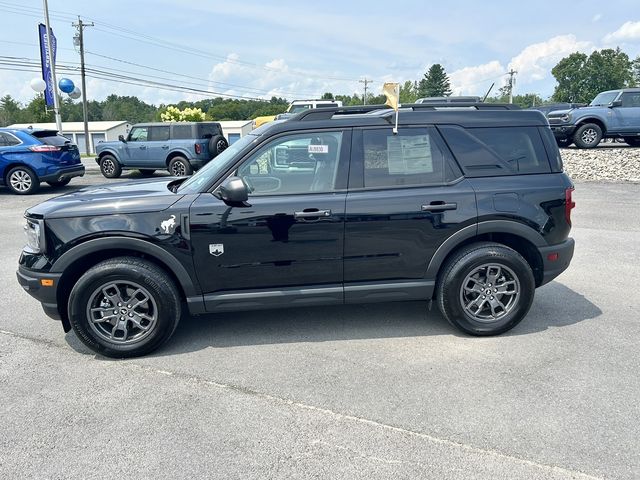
[565,187,575,225]
[29,145,61,152]
[195,143,202,155]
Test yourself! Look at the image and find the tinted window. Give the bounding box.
[128,127,148,142]
[361,127,460,188]
[149,125,170,141]
[620,92,640,107]
[289,104,312,114]
[197,123,221,138]
[172,124,193,140]
[439,126,550,176]
[0,132,20,146]
[237,131,344,195]
[31,131,72,146]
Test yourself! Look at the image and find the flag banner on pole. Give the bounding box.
[383,82,400,111]
[38,23,57,107]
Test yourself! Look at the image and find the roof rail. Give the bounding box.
[294,104,391,121]
[402,102,520,110]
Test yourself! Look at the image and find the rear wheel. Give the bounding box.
[100,154,122,178]
[573,123,602,149]
[436,242,535,336]
[47,178,71,187]
[68,257,181,358]
[7,166,40,195]
[168,156,193,176]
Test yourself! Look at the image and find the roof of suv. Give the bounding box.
[130,122,221,127]
[258,103,548,136]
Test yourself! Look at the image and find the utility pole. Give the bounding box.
[507,69,517,104]
[42,0,62,132]
[73,16,94,155]
[359,78,373,105]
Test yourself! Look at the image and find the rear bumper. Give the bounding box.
[39,164,85,182]
[16,266,62,320]
[538,238,575,286]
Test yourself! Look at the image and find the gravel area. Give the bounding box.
[561,146,640,182]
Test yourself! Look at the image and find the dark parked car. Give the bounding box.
[95,121,228,178]
[18,103,575,357]
[0,128,84,194]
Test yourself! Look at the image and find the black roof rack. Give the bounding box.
[292,102,520,122]
[293,105,390,121]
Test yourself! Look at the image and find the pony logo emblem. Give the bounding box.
[160,215,176,234]
[209,244,224,256]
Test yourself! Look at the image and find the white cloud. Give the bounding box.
[449,61,506,95]
[592,14,602,23]
[508,35,593,83]
[603,21,640,44]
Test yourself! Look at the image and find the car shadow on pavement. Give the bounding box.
[63,282,602,358]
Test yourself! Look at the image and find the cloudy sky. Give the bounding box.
[1,0,639,106]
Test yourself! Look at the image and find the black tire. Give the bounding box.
[168,156,193,176]
[556,138,572,148]
[46,178,71,187]
[138,169,156,177]
[68,257,181,358]
[100,154,122,178]
[436,242,535,336]
[209,135,228,157]
[573,123,602,149]
[6,165,40,195]
[624,137,640,147]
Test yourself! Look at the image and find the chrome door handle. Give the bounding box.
[294,209,331,219]
[162,145,169,149]
[422,202,457,212]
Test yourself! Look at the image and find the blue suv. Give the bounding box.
[95,122,228,178]
[548,88,640,148]
[0,128,84,195]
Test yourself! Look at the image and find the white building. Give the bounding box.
[8,121,130,155]
[218,120,254,144]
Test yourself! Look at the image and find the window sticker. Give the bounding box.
[387,135,433,174]
[308,144,329,154]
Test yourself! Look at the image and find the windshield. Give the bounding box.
[590,91,619,106]
[177,134,258,194]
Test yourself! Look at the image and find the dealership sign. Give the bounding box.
[37,23,57,107]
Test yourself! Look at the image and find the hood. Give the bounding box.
[27,178,184,219]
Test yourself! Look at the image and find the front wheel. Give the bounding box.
[436,242,535,336]
[573,123,602,149]
[68,257,181,358]
[100,155,122,178]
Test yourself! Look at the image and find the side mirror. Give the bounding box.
[118,134,127,142]
[218,176,250,207]
[610,100,622,108]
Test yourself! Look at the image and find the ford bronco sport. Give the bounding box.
[17,103,575,357]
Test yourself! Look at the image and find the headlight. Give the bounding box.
[561,114,570,122]
[24,218,44,253]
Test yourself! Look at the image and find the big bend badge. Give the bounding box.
[209,244,224,256]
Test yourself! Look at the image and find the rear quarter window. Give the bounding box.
[438,126,551,177]
[172,124,193,140]
[197,123,221,139]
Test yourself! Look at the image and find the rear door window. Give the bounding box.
[149,125,170,141]
[438,126,550,176]
[0,132,21,146]
[172,124,193,140]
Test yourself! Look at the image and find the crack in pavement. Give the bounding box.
[0,328,605,480]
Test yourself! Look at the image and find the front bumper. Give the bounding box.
[40,164,85,183]
[550,124,577,140]
[16,266,62,320]
[538,238,575,286]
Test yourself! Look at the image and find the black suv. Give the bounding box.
[17,103,575,357]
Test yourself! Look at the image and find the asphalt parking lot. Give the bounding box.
[1,164,638,479]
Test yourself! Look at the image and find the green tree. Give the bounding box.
[399,80,418,103]
[418,64,452,98]
[321,92,334,100]
[0,95,23,126]
[552,48,634,103]
[23,95,52,123]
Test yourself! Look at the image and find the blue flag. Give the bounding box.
[38,23,57,107]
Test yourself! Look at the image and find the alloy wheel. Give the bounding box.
[9,170,32,192]
[459,263,521,322]
[581,128,598,145]
[171,161,186,176]
[102,159,115,175]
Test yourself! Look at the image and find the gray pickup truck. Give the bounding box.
[548,88,640,148]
